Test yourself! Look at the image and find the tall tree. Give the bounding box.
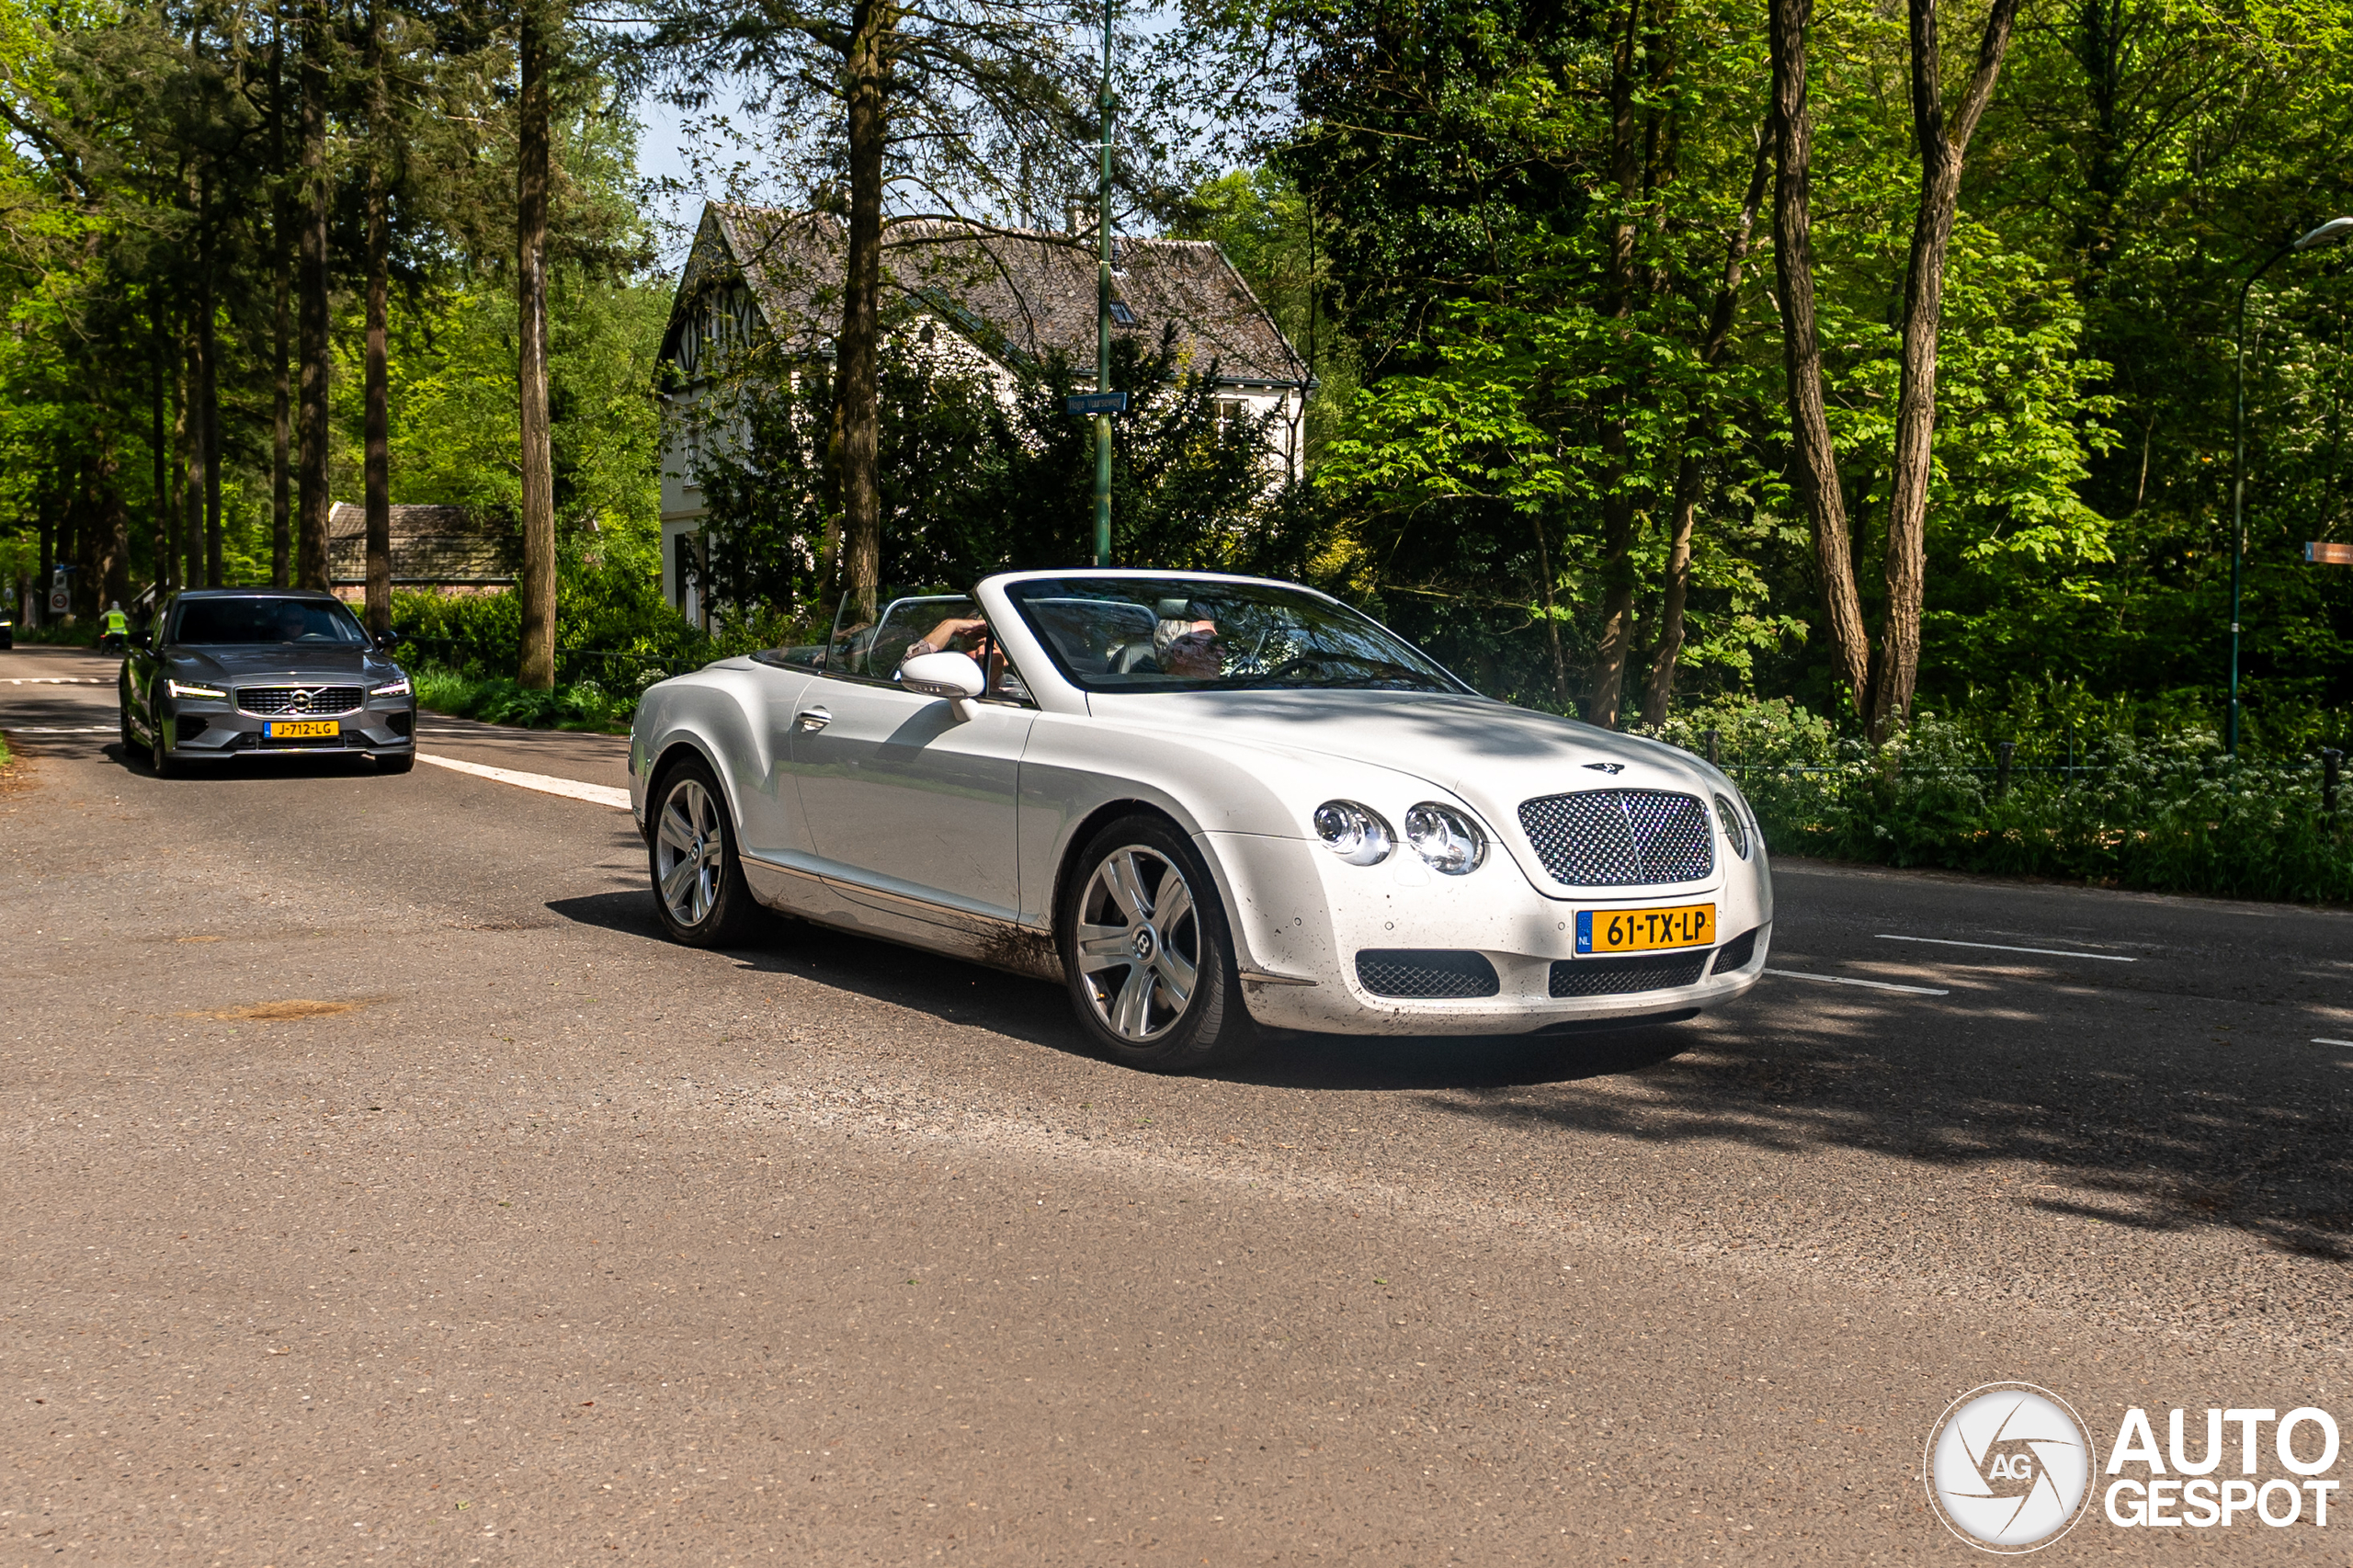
[516,0,557,687]
[363,0,393,637]
[653,0,1099,619]
[295,0,334,590]
[1766,0,1870,714]
[1870,0,2022,737]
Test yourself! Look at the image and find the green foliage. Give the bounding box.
[687,324,1319,615]
[1644,699,2353,903]
[411,667,631,731]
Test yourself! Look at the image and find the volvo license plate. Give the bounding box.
[265,720,340,739]
[1575,903,1716,954]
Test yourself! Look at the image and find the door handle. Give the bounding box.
[794,707,831,733]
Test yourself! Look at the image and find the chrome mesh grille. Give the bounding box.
[1549,951,1709,998]
[239,685,364,716]
[1355,949,1500,1000]
[1518,789,1714,887]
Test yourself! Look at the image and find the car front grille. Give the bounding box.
[1518,789,1714,886]
[1711,926,1760,975]
[1356,949,1501,1000]
[238,685,364,716]
[1549,951,1711,998]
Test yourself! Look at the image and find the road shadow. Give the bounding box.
[544,884,1701,1090]
[1413,983,2353,1259]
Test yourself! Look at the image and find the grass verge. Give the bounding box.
[412,667,631,733]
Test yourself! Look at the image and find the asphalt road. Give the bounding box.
[6,640,2352,1564]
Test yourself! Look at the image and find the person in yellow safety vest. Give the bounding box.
[100,601,130,654]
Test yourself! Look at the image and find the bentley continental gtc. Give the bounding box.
[628,571,1770,1072]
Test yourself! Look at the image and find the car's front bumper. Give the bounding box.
[158,698,417,760]
[1201,829,1772,1036]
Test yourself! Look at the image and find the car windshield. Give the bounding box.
[1003,577,1464,694]
[173,597,371,647]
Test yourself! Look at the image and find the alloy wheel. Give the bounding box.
[1074,846,1202,1043]
[654,776,726,928]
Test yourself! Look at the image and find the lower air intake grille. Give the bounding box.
[1356,949,1500,1000]
[1711,926,1760,975]
[1518,789,1714,886]
[1550,951,1710,998]
[238,685,365,716]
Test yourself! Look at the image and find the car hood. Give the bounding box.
[169,644,401,684]
[1086,687,1734,891]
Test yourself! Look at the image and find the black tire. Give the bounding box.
[148,687,174,778]
[375,750,415,775]
[1058,813,1258,1073]
[647,753,757,947]
[118,682,135,755]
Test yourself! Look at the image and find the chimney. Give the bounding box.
[1066,201,1089,237]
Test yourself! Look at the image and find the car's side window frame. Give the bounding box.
[809,595,1038,710]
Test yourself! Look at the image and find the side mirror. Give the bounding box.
[131,628,151,649]
[377,630,404,651]
[900,651,986,710]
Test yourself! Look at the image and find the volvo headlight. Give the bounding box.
[1404,802,1486,874]
[372,677,412,697]
[167,679,225,699]
[1313,800,1392,865]
[1714,792,1750,859]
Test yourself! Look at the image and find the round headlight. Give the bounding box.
[1404,802,1486,874]
[1313,800,1392,865]
[1714,792,1749,859]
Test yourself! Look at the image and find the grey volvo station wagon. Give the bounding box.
[119,589,419,776]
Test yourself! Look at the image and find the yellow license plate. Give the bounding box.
[266,720,340,739]
[1576,903,1717,955]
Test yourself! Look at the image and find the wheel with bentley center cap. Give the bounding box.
[648,754,756,946]
[1059,814,1256,1073]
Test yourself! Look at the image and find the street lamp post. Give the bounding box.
[2227,215,2353,756]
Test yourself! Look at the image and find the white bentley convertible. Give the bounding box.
[629,571,1770,1072]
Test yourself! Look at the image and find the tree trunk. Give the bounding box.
[517,0,557,688]
[182,334,204,593]
[198,179,222,588]
[835,0,900,625]
[1870,0,2021,740]
[295,0,334,592]
[1584,0,1649,730]
[274,250,293,588]
[1641,129,1771,727]
[1767,0,1871,715]
[152,305,172,597]
[363,0,392,640]
[270,0,291,588]
[98,436,131,613]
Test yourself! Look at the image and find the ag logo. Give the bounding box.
[1924,1382,2096,1552]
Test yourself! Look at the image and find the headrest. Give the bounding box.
[1154,597,1194,620]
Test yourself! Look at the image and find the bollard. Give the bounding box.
[1995,740,2016,800]
[2325,747,2344,815]
[1703,728,1721,768]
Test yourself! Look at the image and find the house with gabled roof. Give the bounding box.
[654,202,1314,624]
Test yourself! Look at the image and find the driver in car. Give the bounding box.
[1154,605,1224,679]
[274,600,315,642]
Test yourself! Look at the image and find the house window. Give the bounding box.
[1108,299,1138,326]
[1213,398,1249,437]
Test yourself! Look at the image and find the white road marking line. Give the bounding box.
[1765,967,1950,996]
[2316,1038,2353,1048]
[1875,933,2135,961]
[0,677,111,685]
[416,752,631,811]
[5,726,116,733]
